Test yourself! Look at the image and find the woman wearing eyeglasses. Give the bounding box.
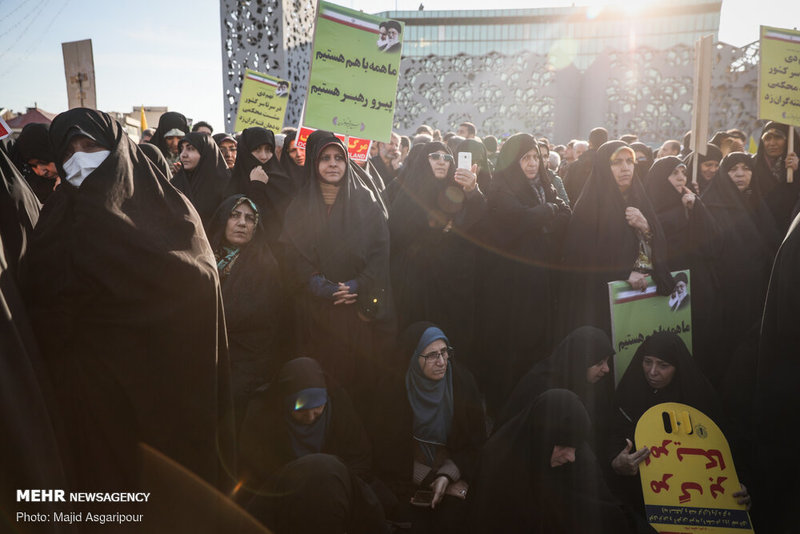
[368,322,486,533]
[388,141,486,375]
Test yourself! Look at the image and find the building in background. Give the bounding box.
[220,0,760,144]
[377,0,721,68]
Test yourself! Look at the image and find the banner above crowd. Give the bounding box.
[296,125,373,163]
[304,1,403,142]
[234,69,290,133]
[759,25,800,126]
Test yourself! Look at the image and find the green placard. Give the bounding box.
[304,1,403,142]
[234,69,290,133]
[759,25,800,126]
[609,270,692,385]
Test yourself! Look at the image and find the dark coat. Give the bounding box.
[470,390,652,534]
[388,142,487,371]
[480,133,571,413]
[171,131,231,226]
[24,108,234,491]
[559,141,674,337]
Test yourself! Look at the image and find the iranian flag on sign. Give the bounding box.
[0,117,11,140]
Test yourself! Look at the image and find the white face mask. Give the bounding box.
[62,150,111,187]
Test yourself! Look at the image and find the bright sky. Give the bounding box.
[2,0,798,130]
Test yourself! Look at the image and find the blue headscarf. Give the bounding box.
[405,326,454,466]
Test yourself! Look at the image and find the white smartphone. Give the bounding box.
[457,151,472,170]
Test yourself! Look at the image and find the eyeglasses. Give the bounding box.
[419,346,454,364]
[520,154,539,164]
[428,153,454,163]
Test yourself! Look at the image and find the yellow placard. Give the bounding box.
[234,69,290,133]
[759,25,800,126]
[635,403,753,533]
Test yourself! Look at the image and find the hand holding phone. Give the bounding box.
[457,151,472,170]
[410,490,434,507]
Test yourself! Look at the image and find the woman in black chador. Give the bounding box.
[480,133,571,415]
[752,121,800,234]
[208,194,290,427]
[389,141,486,373]
[683,142,722,194]
[469,389,654,534]
[755,209,800,533]
[24,108,234,492]
[227,127,296,245]
[281,131,392,399]
[238,357,385,534]
[604,332,750,515]
[171,131,231,226]
[559,141,674,336]
[494,326,614,435]
[644,156,721,368]
[700,152,778,386]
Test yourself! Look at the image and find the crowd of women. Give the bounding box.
[1,107,799,533]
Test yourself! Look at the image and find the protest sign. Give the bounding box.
[759,26,800,126]
[0,117,11,140]
[304,1,403,141]
[636,403,753,533]
[234,69,290,133]
[296,125,373,163]
[690,35,713,185]
[608,270,692,384]
[759,25,800,182]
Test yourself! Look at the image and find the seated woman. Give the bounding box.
[494,326,614,434]
[469,389,654,534]
[605,332,750,514]
[238,357,384,534]
[389,142,486,373]
[370,322,486,533]
[208,195,289,428]
[280,131,392,400]
[171,131,230,226]
[560,141,675,337]
[228,127,296,246]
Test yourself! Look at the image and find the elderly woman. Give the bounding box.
[389,142,486,373]
[280,131,392,400]
[208,195,289,426]
[470,389,653,534]
[370,322,486,533]
[238,357,384,534]
[559,141,674,337]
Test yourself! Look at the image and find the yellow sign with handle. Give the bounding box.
[635,402,754,533]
